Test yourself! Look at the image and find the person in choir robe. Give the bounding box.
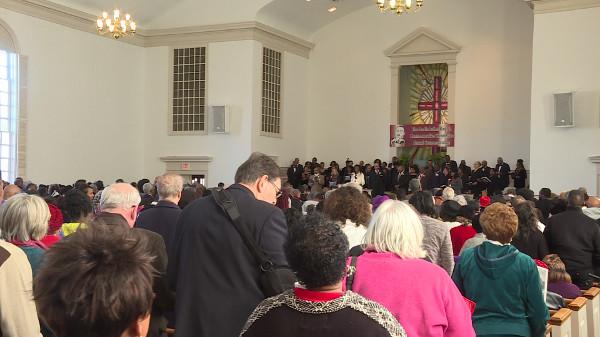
[370,162,386,197]
[459,160,471,180]
[486,168,500,196]
[350,164,365,187]
[480,160,491,177]
[467,161,485,198]
[448,169,462,195]
[444,155,458,172]
[453,203,549,337]
[286,158,303,189]
[512,159,527,189]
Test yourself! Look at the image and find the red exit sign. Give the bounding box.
[182,163,189,169]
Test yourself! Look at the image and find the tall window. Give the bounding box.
[170,47,206,134]
[261,47,282,135]
[0,50,18,182]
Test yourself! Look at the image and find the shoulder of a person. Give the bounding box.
[133,227,165,247]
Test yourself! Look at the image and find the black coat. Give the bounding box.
[286,165,303,188]
[167,184,289,337]
[495,163,511,190]
[544,207,600,288]
[136,200,182,252]
[96,212,174,337]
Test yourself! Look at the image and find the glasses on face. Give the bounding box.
[269,181,282,199]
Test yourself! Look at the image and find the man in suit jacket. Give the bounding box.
[97,183,174,337]
[392,163,411,194]
[544,190,600,289]
[495,157,511,190]
[444,155,458,172]
[168,152,289,337]
[370,162,385,197]
[286,158,303,189]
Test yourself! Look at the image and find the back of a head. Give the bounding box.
[408,190,435,217]
[64,189,93,223]
[34,223,155,337]
[440,200,460,222]
[0,193,50,242]
[157,173,183,200]
[542,254,572,283]
[100,183,141,211]
[480,203,518,244]
[284,212,348,289]
[322,186,371,226]
[516,188,535,202]
[458,205,476,221]
[442,187,455,201]
[513,202,538,240]
[142,183,153,195]
[568,189,585,207]
[234,152,280,184]
[408,178,421,192]
[540,188,551,199]
[510,195,526,208]
[588,196,600,208]
[364,200,426,259]
[137,179,150,194]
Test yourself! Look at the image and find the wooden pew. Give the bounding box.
[566,297,588,337]
[583,287,600,337]
[549,307,573,337]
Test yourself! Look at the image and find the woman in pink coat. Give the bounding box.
[346,200,475,337]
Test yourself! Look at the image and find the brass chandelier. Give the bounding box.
[96,1,136,39]
[376,0,423,15]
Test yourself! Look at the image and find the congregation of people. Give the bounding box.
[1,152,600,337]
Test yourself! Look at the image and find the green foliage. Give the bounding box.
[398,153,411,167]
[428,152,446,167]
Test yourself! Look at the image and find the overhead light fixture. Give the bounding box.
[96,0,136,39]
[376,0,422,15]
[328,6,337,12]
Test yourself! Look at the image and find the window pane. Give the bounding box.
[0,80,8,93]
[0,93,7,105]
[0,67,7,80]
[0,52,7,67]
[0,119,8,132]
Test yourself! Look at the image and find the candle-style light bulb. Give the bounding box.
[125,13,131,21]
[114,9,120,19]
[130,22,136,31]
[97,19,103,28]
[102,11,108,19]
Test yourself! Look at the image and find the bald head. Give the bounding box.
[3,184,21,200]
[587,196,600,208]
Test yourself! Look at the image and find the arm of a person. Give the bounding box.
[525,260,550,337]
[443,276,476,337]
[0,254,42,337]
[258,208,289,269]
[451,259,465,295]
[538,232,549,260]
[440,228,455,275]
[148,233,176,312]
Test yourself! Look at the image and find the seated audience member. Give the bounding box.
[3,184,21,200]
[545,189,600,289]
[302,193,319,214]
[440,199,462,230]
[408,191,454,274]
[583,196,600,221]
[289,189,303,211]
[449,205,477,256]
[348,200,474,337]
[453,203,549,337]
[323,186,371,249]
[0,194,50,278]
[511,202,548,261]
[241,212,406,337]
[59,189,93,237]
[0,239,42,337]
[34,223,155,337]
[372,195,390,213]
[459,214,485,256]
[442,186,455,201]
[282,207,302,229]
[543,254,583,299]
[350,164,365,186]
[40,203,64,247]
[516,188,536,204]
[478,196,491,213]
[448,170,462,195]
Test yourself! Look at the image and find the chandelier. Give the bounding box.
[96,1,136,39]
[376,0,423,15]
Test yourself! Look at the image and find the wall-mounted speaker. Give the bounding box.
[210,105,229,133]
[554,92,574,127]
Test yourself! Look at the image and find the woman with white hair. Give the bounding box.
[0,193,51,277]
[346,200,475,337]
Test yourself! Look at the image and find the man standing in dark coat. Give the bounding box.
[544,190,600,289]
[370,162,385,197]
[495,157,510,191]
[286,158,303,189]
[168,152,289,337]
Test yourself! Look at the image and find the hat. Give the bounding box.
[479,196,491,208]
[372,195,390,212]
[47,203,64,233]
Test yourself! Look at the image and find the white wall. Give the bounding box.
[0,7,145,184]
[251,45,309,167]
[530,7,600,196]
[142,41,255,186]
[306,0,533,168]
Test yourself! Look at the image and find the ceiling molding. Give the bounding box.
[0,0,314,57]
[385,27,461,67]
[524,0,600,14]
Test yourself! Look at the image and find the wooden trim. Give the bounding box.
[549,307,572,326]
[583,286,600,299]
[567,296,587,311]
[525,0,600,14]
[0,1,314,57]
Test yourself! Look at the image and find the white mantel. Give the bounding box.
[591,156,600,197]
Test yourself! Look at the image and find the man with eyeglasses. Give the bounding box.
[168,152,289,337]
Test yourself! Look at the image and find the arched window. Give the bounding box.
[0,19,24,183]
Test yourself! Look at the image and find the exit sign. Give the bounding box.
[182,163,189,169]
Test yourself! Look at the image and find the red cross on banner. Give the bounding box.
[417,76,447,124]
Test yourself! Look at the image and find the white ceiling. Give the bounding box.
[46,0,372,38]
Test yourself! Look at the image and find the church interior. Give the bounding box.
[0,0,598,196]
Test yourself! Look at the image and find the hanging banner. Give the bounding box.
[390,124,455,147]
